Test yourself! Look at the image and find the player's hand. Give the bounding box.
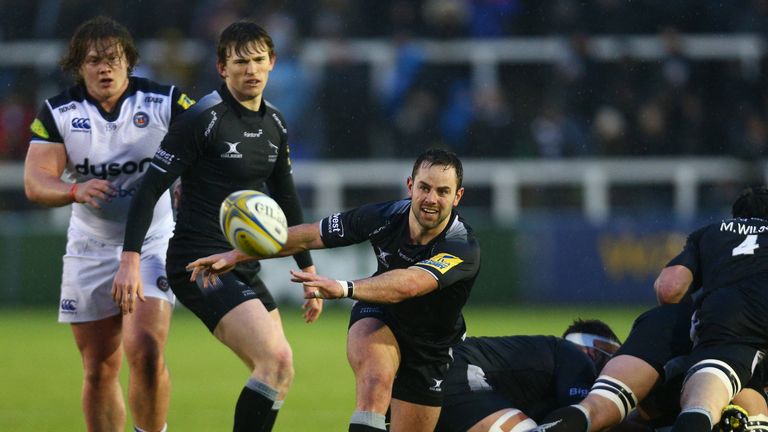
[299,265,323,323]
[291,270,345,300]
[186,249,247,287]
[72,179,117,209]
[112,251,145,314]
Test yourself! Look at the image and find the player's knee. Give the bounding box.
[589,375,638,421]
[269,342,294,385]
[358,368,395,394]
[684,359,741,401]
[83,359,121,386]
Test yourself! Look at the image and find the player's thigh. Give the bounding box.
[390,398,441,432]
[71,315,123,368]
[469,408,534,432]
[598,354,660,399]
[121,297,173,357]
[214,298,288,365]
[347,316,400,375]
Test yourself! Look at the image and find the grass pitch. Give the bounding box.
[0,303,647,431]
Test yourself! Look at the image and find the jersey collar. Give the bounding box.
[217,84,267,119]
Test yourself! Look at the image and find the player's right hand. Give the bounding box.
[112,251,145,314]
[186,249,248,287]
[72,179,117,208]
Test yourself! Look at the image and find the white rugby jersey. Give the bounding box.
[29,77,194,243]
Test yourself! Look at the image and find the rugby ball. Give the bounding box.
[219,190,288,256]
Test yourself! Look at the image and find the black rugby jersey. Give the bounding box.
[668,217,768,303]
[320,199,480,349]
[124,84,312,269]
[445,335,596,421]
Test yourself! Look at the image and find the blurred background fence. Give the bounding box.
[3,0,768,308]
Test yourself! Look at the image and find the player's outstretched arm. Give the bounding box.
[292,267,438,304]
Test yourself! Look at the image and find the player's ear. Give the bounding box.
[217,61,227,79]
[453,187,464,206]
[406,176,414,197]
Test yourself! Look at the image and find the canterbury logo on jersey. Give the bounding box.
[71,118,91,131]
[60,298,77,313]
[75,157,152,179]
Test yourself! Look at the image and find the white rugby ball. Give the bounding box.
[219,190,288,256]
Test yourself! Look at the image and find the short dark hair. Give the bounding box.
[217,20,275,65]
[732,186,768,219]
[411,148,464,189]
[59,16,139,83]
[563,318,620,344]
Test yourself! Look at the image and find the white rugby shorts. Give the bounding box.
[58,226,175,323]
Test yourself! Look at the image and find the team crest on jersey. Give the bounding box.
[133,112,149,128]
[30,118,50,139]
[419,253,463,274]
[176,93,195,110]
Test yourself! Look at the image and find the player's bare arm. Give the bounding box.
[291,267,439,304]
[186,222,325,283]
[24,143,116,208]
[653,265,693,304]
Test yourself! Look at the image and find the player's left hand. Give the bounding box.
[112,252,146,314]
[291,270,345,300]
[298,265,323,323]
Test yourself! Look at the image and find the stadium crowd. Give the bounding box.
[3,1,768,160]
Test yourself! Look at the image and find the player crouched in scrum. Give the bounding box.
[435,319,621,432]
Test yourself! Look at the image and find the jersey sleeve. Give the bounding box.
[554,341,598,406]
[266,119,312,268]
[319,202,390,248]
[123,108,204,252]
[29,104,64,144]
[169,87,195,120]
[666,226,704,289]
[151,108,207,177]
[412,240,481,289]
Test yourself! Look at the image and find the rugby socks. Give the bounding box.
[534,405,590,432]
[349,410,387,431]
[234,378,279,432]
[672,408,713,432]
[260,399,284,432]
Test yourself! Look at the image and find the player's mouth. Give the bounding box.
[99,78,114,87]
[421,207,439,215]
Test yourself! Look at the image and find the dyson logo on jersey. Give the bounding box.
[71,118,91,131]
[75,157,153,179]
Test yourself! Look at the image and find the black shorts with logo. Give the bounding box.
[167,259,276,332]
[436,389,510,432]
[349,301,451,407]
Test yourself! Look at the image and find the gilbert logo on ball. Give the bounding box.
[219,190,288,256]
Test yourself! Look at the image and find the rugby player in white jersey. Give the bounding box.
[24,16,193,432]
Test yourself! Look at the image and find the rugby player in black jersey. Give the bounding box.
[666,186,768,432]
[434,319,620,432]
[113,21,319,431]
[532,187,768,432]
[187,148,481,432]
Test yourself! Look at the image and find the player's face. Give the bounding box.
[407,163,464,231]
[79,40,130,107]
[218,41,275,108]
